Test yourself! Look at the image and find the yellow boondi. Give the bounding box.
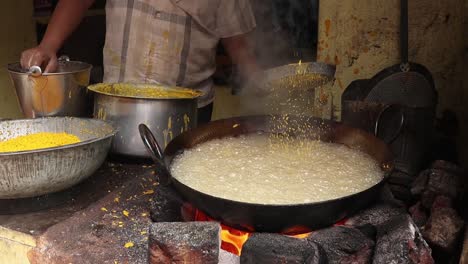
[0,132,81,153]
[88,83,201,99]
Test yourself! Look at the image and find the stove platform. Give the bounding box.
[0,162,156,264]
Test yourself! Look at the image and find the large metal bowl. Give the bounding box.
[88,83,200,159]
[0,117,116,199]
[7,56,92,118]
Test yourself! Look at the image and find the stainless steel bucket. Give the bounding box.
[7,56,92,118]
[88,83,199,159]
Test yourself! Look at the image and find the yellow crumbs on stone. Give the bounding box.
[124,242,134,248]
[143,190,154,195]
[0,132,81,153]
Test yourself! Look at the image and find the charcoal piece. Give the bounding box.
[411,169,430,196]
[409,202,428,228]
[308,226,374,264]
[373,215,434,264]
[421,169,463,209]
[148,222,220,264]
[379,184,406,207]
[355,224,377,241]
[426,169,460,199]
[389,171,415,186]
[149,186,184,222]
[345,203,406,227]
[420,191,437,210]
[388,183,414,203]
[422,206,464,253]
[420,169,462,209]
[430,195,452,210]
[430,160,464,175]
[240,233,326,264]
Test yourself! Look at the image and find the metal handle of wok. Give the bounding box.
[374,104,405,144]
[138,124,172,186]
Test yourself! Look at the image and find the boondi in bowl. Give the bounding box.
[0,132,81,153]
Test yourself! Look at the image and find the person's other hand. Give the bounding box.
[20,46,58,73]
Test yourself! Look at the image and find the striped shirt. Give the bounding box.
[103,0,256,107]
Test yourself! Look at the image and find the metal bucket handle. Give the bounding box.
[26,55,71,116]
[138,124,172,186]
[374,104,405,144]
[28,66,42,77]
[27,66,49,116]
[27,55,70,76]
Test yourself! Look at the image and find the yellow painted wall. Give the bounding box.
[0,1,37,118]
[317,0,468,167]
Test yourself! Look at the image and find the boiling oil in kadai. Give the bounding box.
[170,133,384,205]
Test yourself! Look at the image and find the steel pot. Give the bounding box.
[7,56,92,118]
[88,83,200,159]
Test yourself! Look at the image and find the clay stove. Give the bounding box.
[0,160,465,263]
[147,159,466,264]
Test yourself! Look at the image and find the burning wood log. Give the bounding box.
[148,222,221,264]
[373,214,434,264]
[240,233,326,264]
[308,226,375,264]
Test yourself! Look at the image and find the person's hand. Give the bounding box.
[20,45,58,73]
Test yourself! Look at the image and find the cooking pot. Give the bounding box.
[139,115,394,233]
[88,83,200,159]
[7,56,92,118]
[0,117,115,199]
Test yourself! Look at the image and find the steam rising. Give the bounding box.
[237,0,321,118]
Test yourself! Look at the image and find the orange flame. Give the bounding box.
[191,207,250,255]
[184,204,346,256]
[288,232,312,239]
[220,228,250,255]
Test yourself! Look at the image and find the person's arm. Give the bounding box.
[221,34,260,79]
[222,34,269,96]
[20,0,96,72]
